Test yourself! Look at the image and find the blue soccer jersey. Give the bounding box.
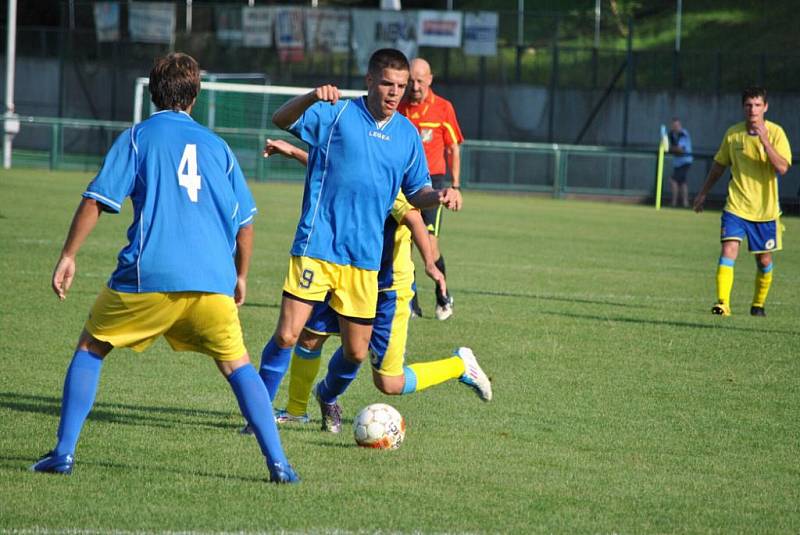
[83,110,257,296]
[288,97,431,271]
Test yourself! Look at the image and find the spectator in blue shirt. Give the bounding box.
[669,117,693,208]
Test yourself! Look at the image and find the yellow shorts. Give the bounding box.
[282,256,378,319]
[85,286,246,361]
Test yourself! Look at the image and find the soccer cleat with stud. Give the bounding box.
[30,450,74,475]
[711,302,731,316]
[274,408,310,424]
[268,460,300,484]
[314,383,343,434]
[435,295,454,321]
[455,347,493,402]
[750,305,766,317]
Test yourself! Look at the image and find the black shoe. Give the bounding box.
[410,296,423,318]
[750,306,766,317]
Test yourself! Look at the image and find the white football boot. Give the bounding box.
[455,347,492,401]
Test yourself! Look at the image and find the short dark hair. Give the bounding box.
[149,53,200,111]
[367,48,410,76]
[742,86,767,104]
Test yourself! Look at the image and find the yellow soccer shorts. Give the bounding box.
[369,284,415,377]
[85,286,247,361]
[283,255,378,319]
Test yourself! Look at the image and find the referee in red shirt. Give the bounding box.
[398,58,464,321]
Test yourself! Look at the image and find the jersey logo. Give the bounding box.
[420,128,433,143]
[369,130,391,141]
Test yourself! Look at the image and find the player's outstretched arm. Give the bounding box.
[234,224,254,307]
[272,85,341,130]
[403,209,446,299]
[693,161,727,213]
[408,186,463,212]
[263,138,309,165]
[52,198,103,300]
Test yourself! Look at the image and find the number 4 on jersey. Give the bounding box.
[177,144,202,202]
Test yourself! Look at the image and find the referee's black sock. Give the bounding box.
[434,255,449,306]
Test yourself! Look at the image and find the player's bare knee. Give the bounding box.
[76,330,112,357]
[342,350,368,364]
[273,327,300,348]
[372,372,403,395]
[297,330,327,352]
[216,354,249,378]
[721,240,739,259]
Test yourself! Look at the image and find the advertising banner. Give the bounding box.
[93,2,120,43]
[128,2,175,45]
[275,7,305,62]
[417,10,462,48]
[463,11,498,56]
[242,6,274,48]
[351,10,417,73]
[305,8,350,53]
[215,5,242,44]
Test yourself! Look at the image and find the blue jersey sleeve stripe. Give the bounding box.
[231,202,239,220]
[239,214,255,226]
[403,153,418,174]
[83,191,122,212]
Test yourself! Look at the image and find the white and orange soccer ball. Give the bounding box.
[353,403,406,449]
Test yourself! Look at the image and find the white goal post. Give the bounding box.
[133,77,366,128]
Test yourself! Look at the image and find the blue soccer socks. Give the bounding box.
[316,348,360,404]
[54,350,104,457]
[228,364,289,469]
[258,337,293,401]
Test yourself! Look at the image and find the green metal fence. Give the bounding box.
[4,116,668,199]
[12,115,800,212]
[461,140,661,198]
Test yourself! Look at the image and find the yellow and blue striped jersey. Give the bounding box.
[378,193,416,292]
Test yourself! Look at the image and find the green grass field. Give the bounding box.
[1,169,799,533]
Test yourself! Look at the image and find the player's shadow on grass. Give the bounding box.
[541,310,800,335]
[0,453,271,484]
[459,288,648,309]
[0,392,241,432]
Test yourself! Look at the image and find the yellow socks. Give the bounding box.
[752,263,773,308]
[285,346,321,417]
[403,356,465,394]
[716,257,735,306]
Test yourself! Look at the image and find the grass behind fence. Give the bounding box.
[1,169,799,533]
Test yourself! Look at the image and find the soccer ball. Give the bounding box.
[353,403,406,449]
